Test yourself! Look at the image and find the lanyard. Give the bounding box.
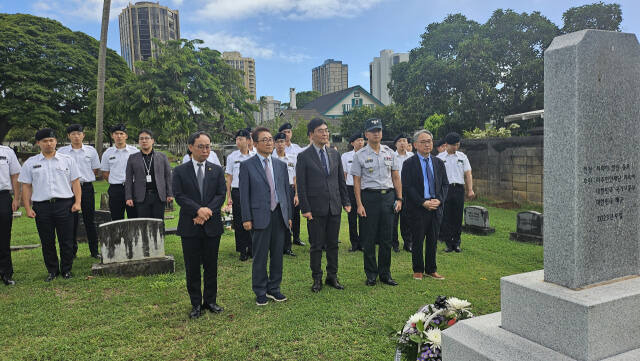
[143,153,154,176]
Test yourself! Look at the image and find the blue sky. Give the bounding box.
[3,0,639,102]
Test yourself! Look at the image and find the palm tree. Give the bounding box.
[95,0,111,156]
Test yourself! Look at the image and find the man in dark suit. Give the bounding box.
[296,118,350,292]
[239,127,292,306]
[172,131,226,319]
[402,129,448,280]
[125,129,173,219]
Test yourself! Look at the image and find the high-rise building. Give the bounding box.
[312,59,348,96]
[369,50,408,105]
[118,1,180,72]
[252,96,281,124]
[222,51,256,100]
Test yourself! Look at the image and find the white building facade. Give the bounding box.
[369,49,408,105]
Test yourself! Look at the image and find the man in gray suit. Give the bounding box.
[125,129,173,219]
[239,127,292,306]
[296,118,350,292]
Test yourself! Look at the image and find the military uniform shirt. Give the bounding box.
[341,150,355,186]
[350,144,398,190]
[275,153,297,185]
[181,152,221,167]
[100,145,139,184]
[394,151,414,174]
[225,150,254,188]
[0,146,20,191]
[272,143,302,157]
[437,151,471,185]
[18,152,80,201]
[58,144,100,183]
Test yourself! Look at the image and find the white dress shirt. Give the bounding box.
[58,144,100,183]
[182,151,221,166]
[275,152,297,185]
[437,150,472,185]
[225,149,254,188]
[100,145,139,184]
[18,152,80,201]
[394,150,414,174]
[0,146,20,191]
[341,150,355,186]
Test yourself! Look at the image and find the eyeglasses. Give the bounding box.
[416,140,432,145]
[258,138,274,143]
[315,128,330,134]
[196,144,211,150]
[138,137,152,141]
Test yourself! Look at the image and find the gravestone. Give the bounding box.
[461,206,495,235]
[509,211,543,244]
[99,193,109,211]
[91,218,174,276]
[75,210,112,243]
[443,30,640,360]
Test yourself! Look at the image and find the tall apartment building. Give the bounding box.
[312,59,348,96]
[369,49,409,105]
[222,51,256,100]
[252,96,281,124]
[118,1,180,72]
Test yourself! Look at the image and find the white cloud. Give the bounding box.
[196,0,387,20]
[31,0,131,23]
[188,30,310,63]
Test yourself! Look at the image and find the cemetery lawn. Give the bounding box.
[2,184,543,360]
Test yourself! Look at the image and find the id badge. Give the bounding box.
[146,175,152,183]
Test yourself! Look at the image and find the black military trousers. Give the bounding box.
[0,191,13,278]
[392,207,412,250]
[32,198,75,274]
[108,184,136,221]
[441,184,465,248]
[135,190,165,220]
[231,188,252,255]
[346,186,360,250]
[73,182,98,257]
[307,214,341,280]
[359,190,394,281]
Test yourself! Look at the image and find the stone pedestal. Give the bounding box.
[91,256,175,276]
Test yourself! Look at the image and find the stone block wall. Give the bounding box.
[459,136,543,205]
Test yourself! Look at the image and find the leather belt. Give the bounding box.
[363,188,394,194]
[33,197,73,204]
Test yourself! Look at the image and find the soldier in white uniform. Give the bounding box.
[182,149,221,166]
[0,145,20,285]
[351,118,403,287]
[274,132,299,257]
[341,132,364,252]
[225,129,255,261]
[437,132,475,252]
[58,124,101,259]
[19,128,81,281]
[392,134,414,253]
[100,124,139,220]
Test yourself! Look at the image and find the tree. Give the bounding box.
[339,104,413,141]
[562,2,622,33]
[295,90,321,109]
[0,14,131,143]
[101,39,257,143]
[95,0,111,155]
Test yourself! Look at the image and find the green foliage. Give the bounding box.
[463,123,520,139]
[340,104,413,140]
[562,2,622,33]
[0,14,131,142]
[423,113,446,138]
[99,39,257,143]
[295,90,321,109]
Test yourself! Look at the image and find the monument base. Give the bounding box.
[509,232,543,244]
[462,224,495,236]
[442,312,640,361]
[92,256,175,277]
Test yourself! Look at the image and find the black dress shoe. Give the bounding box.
[2,276,15,286]
[380,278,398,286]
[239,253,249,261]
[284,249,296,257]
[45,273,58,282]
[444,247,454,253]
[311,279,322,293]
[91,254,101,260]
[454,246,462,253]
[189,305,201,319]
[348,247,358,252]
[365,279,376,286]
[62,272,72,279]
[325,278,344,290]
[403,245,412,252]
[293,239,306,246]
[203,303,223,314]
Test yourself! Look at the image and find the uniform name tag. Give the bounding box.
[235,160,240,163]
[33,164,42,169]
[146,175,152,183]
[348,160,352,163]
[365,158,373,164]
[109,156,116,160]
[0,156,6,160]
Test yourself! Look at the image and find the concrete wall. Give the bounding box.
[460,136,543,205]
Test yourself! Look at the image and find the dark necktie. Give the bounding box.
[319,148,329,175]
[264,158,277,211]
[197,163,204,202]
[423,157,436,199]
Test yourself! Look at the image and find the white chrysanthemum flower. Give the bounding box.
[424,328,442,348]
[408,312,427,325]
[446,297,471,310]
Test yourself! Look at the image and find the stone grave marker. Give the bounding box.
[509,211,543,244]
[91,218,174,276]
[443,30,640,361]
[75,210,112,243]
[99,192,109,211]
[461,206,495,235]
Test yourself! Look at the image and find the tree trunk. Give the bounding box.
[95,0,111,156]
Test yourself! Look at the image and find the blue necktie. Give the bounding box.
[320,149,329,175]
[423,157,436,199]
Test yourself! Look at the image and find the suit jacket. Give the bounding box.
[401,153,449,222]
[125,151,173,202]
[172,161,226,238]
[239,154,291,230]
[296,145,349,216]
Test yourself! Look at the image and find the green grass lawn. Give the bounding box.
[1,183,543,360]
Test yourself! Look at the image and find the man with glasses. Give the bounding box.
[125,130,173,220]
[100,124,139,220]
[239,127,292,306]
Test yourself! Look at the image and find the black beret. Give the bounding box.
[435,139,446,147]
[111,123,127,134]
[235,129,251,138]
[364,118,382,131]
[278,123,292,132]
[393,134,409,144]
[348,132,363,143]
[274,132,287,141]
[445,132,461,144]
[35,128,56,141]
[66,124,83,134]
[244,127,253,133]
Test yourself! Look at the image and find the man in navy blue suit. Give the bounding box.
[173,131,226,319]
[239,127,292,306]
